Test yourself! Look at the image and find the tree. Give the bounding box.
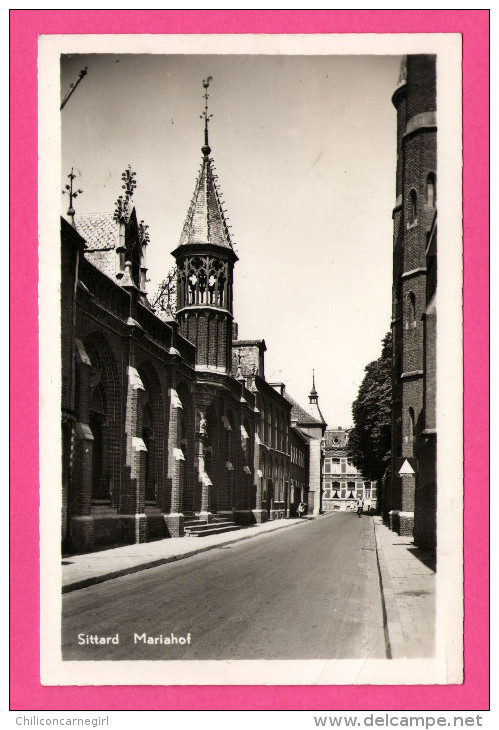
[347,331,392,482]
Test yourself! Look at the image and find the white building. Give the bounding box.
[322,428,377,512]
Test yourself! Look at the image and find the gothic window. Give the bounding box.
[187,256,207,305]
[406,292,416,327]
[409,189,418,225]
[89,383,109,500]
[408,407,415,452]
[427,173,436,208]
[208,258,227,308]
[142,403,155,503]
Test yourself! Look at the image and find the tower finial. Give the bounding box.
[309,369,318,402]
[62,167,83,226]
[201,76,213,155]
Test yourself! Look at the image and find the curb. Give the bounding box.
[373,518,406,659]
[62,516,317,594]
[373,519,392,659]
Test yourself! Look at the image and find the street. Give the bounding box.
[62,512,387,660]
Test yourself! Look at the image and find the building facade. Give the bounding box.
[322,428,377,512]
[61,85,327,554]
[385,55,437,550]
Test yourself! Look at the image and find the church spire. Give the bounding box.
[176,77,236,252]
[308,370,326,424]
[309,370,318,402]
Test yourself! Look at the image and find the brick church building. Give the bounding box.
[382,55,437,551]
[61,82,327,554]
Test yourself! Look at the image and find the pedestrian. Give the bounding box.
[357,499,362,518]
[297,502,306,518]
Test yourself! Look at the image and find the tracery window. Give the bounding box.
[181,255,229,307]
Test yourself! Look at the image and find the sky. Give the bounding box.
[61,52,401,427]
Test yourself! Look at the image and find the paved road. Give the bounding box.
[62,512,386,660]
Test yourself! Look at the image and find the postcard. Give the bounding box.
[34,31,468,689]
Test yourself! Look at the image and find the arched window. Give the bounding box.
[89,383,109,500]
[427,173,436,208]
[407,291,416,327]
[142,403,156,502]
[408,407,415,454]
[409,189,418,224]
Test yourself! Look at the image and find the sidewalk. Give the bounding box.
[62,515,312,593]
[373,516,436,659]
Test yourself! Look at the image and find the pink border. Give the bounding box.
[10,10,489,711]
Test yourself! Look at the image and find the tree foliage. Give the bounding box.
[347,332,392,482]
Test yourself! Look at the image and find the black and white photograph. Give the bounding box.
[39,33,463,686]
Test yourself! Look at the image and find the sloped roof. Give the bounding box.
[178,154,233,250]
[291,424,313,443]
[284,391,323,426]
[74,213,119,251]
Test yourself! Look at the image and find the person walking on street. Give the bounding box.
[297,502,306,518]
[357,499,363,518]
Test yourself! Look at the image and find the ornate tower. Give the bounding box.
[172,78,238,373]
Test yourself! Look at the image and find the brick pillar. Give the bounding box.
[196,409,213,522]
[164,384,185,537]
[285,464,291,518]
[252,434,268,523]
[70,353,95,552]
[122,363,147,543]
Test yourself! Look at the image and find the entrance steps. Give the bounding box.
[184,516,242,538]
